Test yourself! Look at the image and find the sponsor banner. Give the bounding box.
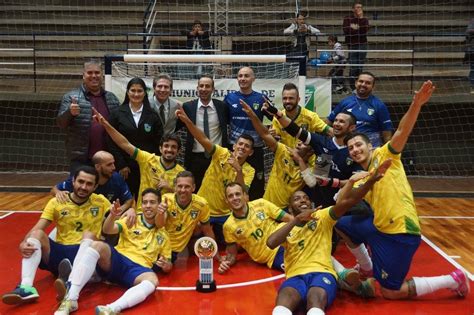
[111,77,331,117]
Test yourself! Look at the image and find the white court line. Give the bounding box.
[156,274,285,291]
[421,235,474,282]
[0,210,42,214]
[0,211,14,219]
[419,216,474,220]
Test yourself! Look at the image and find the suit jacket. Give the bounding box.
[108,103,163,171]
[178,98,229,169]
[149,96,181,136]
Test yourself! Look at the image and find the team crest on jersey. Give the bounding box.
[156,235,164,245]
[307,220,317,231]
[171,210,177,218]
[144,123,152,133]
[323,277,332,285]
[235,228,244,235]
[89,207,99,217]
[253,102,260,110]
[60,208,70,217]
[190,210,199,219]
[256,211,266,221]
[133,230,142,235]
[367,108,375,116]
[346,157,354,165]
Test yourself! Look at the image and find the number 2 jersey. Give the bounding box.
[223,198,286,267]
[41,193,110,245]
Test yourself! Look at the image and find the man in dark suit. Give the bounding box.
[178,74,229,190]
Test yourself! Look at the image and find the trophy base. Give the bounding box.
[196,280,217,293]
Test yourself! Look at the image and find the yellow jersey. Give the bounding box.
[41,193,110,245]
[198,145,255,217]
[272,106,329,148]
[264,143,314,208]
[283,207,336,279]
[132,148,185,211]
[162,193,211,252]
[360,143,420,235]
[223,199,287,267]
[115,214,172,268]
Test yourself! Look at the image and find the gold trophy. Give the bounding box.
[194,237,218,292]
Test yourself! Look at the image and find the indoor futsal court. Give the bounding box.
[0,178,472,315]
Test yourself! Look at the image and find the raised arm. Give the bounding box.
[389,81,435,153]
[102,200,122,235]
[332,159,392,218]
[240,99,278,152]
[91,107,135,157]
[175,107,213,154]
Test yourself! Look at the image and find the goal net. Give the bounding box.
[0,0,472,179]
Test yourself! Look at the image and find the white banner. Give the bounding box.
[111,77,331,118]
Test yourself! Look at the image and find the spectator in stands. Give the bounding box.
[57,60,120,173]
[343,1,369,89]
[326,72,393,148]
[327,35,350,94]
[177,75,229,191]
[284,11,321,59]
[224,66,267,200]
[108,77,163,200]
[466,18,474,94]
[51,150,133,212]
[149,74,181,136]
[186,20,212,52]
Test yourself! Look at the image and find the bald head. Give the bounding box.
[92,151,116,180]
[237,67,256,94]
[92,151,114,165]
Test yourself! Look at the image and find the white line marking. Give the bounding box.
[421,235,474,281]
[419,216,474,219]
[449,256,461,259]
[0,210,42,214]
[0,211,14,219]
[156,274,285,291]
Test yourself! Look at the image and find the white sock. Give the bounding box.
[272,305,292,315]
[307,307,325,315]
[347,244,372,271]
[331,256,345,274]
[412,275,458,296]
[67,247,100,301]
[107,280,155,313]
[21,237,42,286]
[69,238,93,281]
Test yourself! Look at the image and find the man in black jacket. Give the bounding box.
[177,74,229,190]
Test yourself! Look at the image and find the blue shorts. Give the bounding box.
[209,215,229,226]
[336,215,421,290]
[39,238,79,276]
[280,272,337,308]
[271,246,285,272]
[98,246,153,288]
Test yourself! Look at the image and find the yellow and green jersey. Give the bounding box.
[223,198,287,267]
[283,207,336,279]
[162,193,211,252]
[272,106,329,148]
[41,193,110,245]
[132,148,184,211]
[359,143,420,235]
[115,214,172,268]
[198,145,255,217]
[264,143,314,208]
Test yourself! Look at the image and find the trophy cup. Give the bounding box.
[194,236,218,293]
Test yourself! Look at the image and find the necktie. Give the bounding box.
[159,104,166,125]
[203,106,210,138]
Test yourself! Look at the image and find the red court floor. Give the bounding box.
[0,212,472,315]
